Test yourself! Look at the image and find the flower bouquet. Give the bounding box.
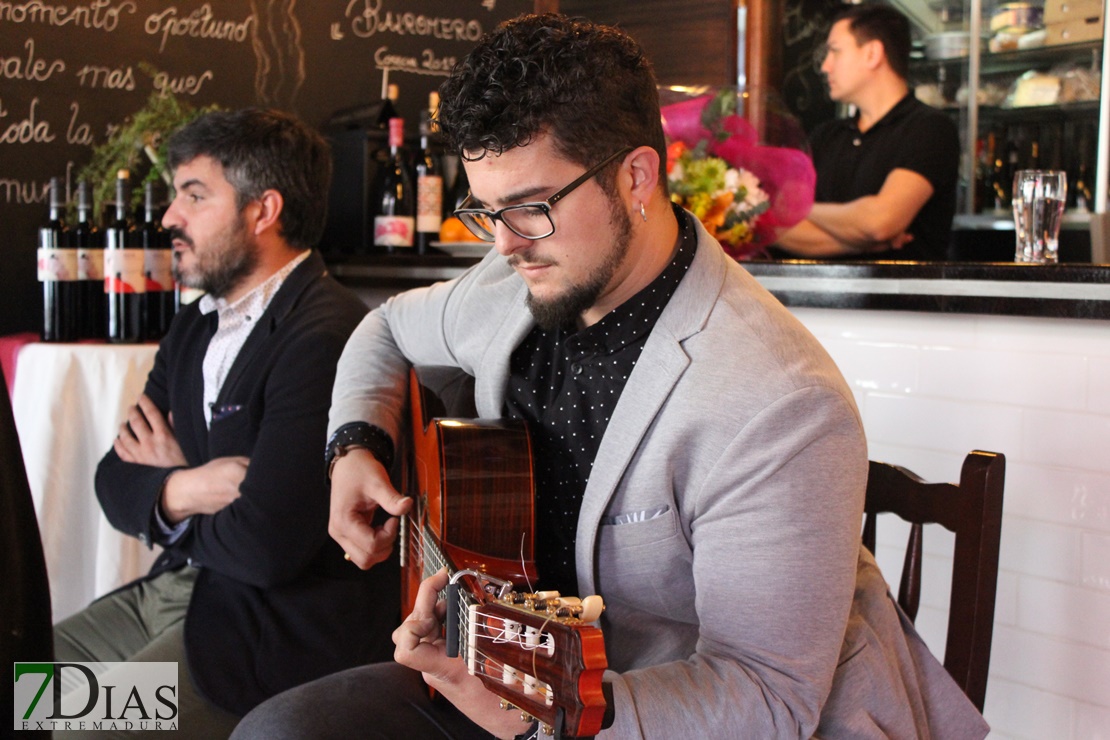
[660,87,815,260]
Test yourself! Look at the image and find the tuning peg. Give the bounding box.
[519,710,534,724]
[579,594,605,622]
[533,590,560,601]
[552,595,579,615]
[540,722,555,736]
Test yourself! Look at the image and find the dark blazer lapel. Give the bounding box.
[181,310,217,462]
[216,251,325,406]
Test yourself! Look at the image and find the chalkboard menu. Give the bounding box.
[0,0,534,336]
[780,0,840,135]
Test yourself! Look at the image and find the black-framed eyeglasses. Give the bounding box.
[454,146,633,242]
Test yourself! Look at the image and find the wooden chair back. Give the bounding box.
[862,450,1005,713]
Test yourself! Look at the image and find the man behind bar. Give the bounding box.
[775,3,959,261]
[234,14,986,739]
[53,109,398,737]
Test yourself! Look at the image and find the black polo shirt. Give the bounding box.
[502,206,696,595]
[809,92,959,261]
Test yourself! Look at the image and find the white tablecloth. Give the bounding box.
[11,342,161,623]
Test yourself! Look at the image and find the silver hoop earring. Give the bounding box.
[640,202,648,222]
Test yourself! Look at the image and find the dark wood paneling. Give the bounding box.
[558,0,736,86]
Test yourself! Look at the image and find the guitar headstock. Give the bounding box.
[464,590,608,739]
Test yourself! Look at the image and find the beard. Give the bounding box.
[524,196,634,331]
[170,215,258,299]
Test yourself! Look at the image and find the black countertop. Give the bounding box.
[326,253,1110,321]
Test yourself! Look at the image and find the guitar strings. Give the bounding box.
[464,625,555,703]
[532,614,557,689]
[520,530,534,594]
[404,525,560,655]
[402,521,561,709]
[404,517,560,697]
[403,517,540,589]
[403,520,450,581]
[471,612,561,705]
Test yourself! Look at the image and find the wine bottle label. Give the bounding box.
[37,248,78,281]
[77,248,103,280]
[417,175,444,233]
[104,249,147,294]
[144,250,174,291]
[374,216,415,247]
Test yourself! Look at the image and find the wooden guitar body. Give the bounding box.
[402,367,609,739]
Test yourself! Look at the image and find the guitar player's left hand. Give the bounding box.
[394,568,535,740]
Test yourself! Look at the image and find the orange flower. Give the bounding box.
[702,192,734,231]
[666,141,687,174]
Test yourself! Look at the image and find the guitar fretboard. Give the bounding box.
[418,525,475,656]
[420,525,449,580]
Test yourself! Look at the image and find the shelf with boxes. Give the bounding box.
[1043,0,1105,45]
[965,1,1105,263]
[904,0,1107,261]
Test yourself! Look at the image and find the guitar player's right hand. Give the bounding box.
[328,447,413,569]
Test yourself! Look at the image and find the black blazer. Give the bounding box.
[95,251,399,715]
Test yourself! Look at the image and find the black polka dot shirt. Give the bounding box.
[503,207,696,595]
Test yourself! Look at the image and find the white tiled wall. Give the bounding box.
[791,307,1110,740]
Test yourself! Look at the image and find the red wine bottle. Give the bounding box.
[415,92,444,255]
[104,169,143,343]
[73,180,104,340]
[38,176,79,342]
[446,156,470,216]
[141,180,175,341]
[373,117,415,252]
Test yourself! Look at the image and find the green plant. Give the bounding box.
[78,72,217,217]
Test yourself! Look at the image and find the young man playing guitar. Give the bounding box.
[234,14,988,740]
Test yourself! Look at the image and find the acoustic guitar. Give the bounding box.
[401,367,609,739]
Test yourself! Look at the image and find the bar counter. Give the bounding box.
[326,253,1110,320]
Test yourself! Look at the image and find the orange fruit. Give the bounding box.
[439,216,482,243]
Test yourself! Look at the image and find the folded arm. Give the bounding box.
[112,393,246,526]
[177,328,354,587]
[777,168,933,256]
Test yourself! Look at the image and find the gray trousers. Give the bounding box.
[52,567,242,739]
[231,662,494,740]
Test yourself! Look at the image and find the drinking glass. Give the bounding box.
[1012,170,1067,264]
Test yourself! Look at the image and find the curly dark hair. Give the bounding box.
[436,14,667,192]
[166,108,331,251]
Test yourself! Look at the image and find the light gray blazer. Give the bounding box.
[329,217,988,738]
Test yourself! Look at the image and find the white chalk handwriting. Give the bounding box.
[66,101,92,145]
[144,4,255,54]
[373,47,456,77]
[421,49,455,73]
[76,63,135,90]
[0,175,47,204]
[153,69,213,97]
[0,97,55,144]
[0,160,76,204]
[0,0,136,33]
[0,38,65,82]
[346,0,482,41]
